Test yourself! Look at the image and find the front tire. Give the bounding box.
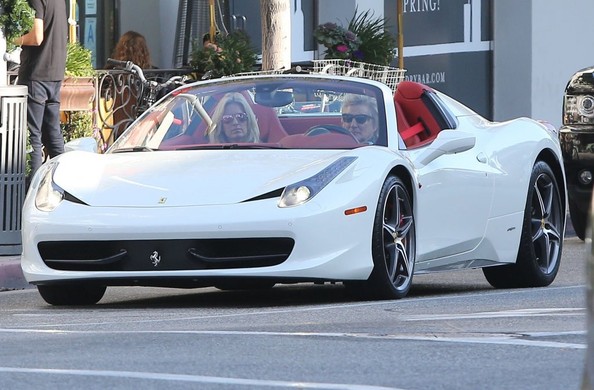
[483,161,564,288]
[37,284,107,306]
[362,176,416,299]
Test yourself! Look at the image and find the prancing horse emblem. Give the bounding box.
[150,251,161,267]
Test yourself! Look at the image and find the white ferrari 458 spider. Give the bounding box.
[21,73,566,305]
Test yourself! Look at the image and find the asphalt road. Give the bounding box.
[0,237,587,390]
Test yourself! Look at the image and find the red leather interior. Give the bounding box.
[394,81,441,147]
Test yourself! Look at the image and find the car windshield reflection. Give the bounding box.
[107,76,387,153]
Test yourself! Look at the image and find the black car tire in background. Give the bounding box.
[584,198,594,388]
[483,161,564,288]
[569,198,587,240]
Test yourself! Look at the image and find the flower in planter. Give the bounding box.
[190,31,257,78]
[313,22,363,61]
[315,9,397,66]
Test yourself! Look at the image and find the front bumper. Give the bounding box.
[21,196,377,286]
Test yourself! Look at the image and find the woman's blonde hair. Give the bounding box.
[111,31,152,69]
[209,92,260,143]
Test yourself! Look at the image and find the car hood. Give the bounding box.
[52,150,349,207]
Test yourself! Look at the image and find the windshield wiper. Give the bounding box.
[112,146,159,153]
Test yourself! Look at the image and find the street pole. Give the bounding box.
[397,0,404,69]
[68,0,76,43]
[209,0,216,43]
[0,5,6,87]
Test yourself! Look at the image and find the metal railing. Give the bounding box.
[95,68,194,147]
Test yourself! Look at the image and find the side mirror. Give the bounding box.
[413,130,476,167]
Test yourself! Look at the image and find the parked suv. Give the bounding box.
[560,66,594,240]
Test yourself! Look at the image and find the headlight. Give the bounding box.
[278,157,357,208]
[35,162,64,212]
[564,94,594,125]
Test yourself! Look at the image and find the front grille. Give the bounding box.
[38,238,294,271]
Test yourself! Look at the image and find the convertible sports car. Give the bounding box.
[21,73,567,305]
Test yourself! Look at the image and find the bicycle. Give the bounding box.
[101,59,193,141]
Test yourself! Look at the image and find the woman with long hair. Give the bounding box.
[209,93,260,143]
[109,31,153,68]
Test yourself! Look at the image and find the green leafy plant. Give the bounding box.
[315,9,397,66]
[61,111,94,142]
[62,42,98,149]
[347,9,397,66]
[65,41,96,77]
[190,30,257,78]
[0,0,34,52]
[313,22,362,61]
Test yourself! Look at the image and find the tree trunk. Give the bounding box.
[260,0,291,71]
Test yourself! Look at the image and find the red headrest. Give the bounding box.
[396,81,433,99]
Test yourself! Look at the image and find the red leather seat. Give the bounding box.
[251,103,288,142]
[394,81,442,147]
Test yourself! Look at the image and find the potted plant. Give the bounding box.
[60,41,98,146]
[190,30,257,78]
[0,0,34,52]
[313,9,403,91]
[314,8,397,66]
[61,41,96,111]
[346,9,397,67]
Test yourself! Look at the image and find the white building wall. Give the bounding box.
[493,0,532,122]
[119,0,179,68]
[494,0,594,128]
[531,1,594,128]
[159,0,180,68]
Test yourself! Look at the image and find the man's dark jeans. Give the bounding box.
[19,79,64,180]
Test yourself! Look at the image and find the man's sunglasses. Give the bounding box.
[222,112,248,124]
[342,114,372,124]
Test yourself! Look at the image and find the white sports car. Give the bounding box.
[21,74,566,305]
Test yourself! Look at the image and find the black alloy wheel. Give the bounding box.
[365,175,416,299]
[483,161,564,288]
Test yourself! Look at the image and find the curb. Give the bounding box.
[0,256,30,290]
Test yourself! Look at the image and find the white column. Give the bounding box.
[0,6,7,87]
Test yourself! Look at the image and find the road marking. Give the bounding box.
[399,307,585,321]
[6,285,586,328]
[0,327,586,350]
[0,367,404,389]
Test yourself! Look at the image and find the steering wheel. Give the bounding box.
[305,124,353,137]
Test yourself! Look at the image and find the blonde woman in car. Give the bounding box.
[209,92,261,143]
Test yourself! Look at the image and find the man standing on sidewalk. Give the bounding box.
[16,0,68,183]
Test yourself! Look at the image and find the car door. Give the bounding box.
[411,140,495,264]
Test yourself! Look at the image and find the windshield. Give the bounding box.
[108,76,387,152]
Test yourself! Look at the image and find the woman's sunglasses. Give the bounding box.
[342,114,372,124]
[222,112,248,124]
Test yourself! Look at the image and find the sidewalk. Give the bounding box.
[0,255,29,290]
